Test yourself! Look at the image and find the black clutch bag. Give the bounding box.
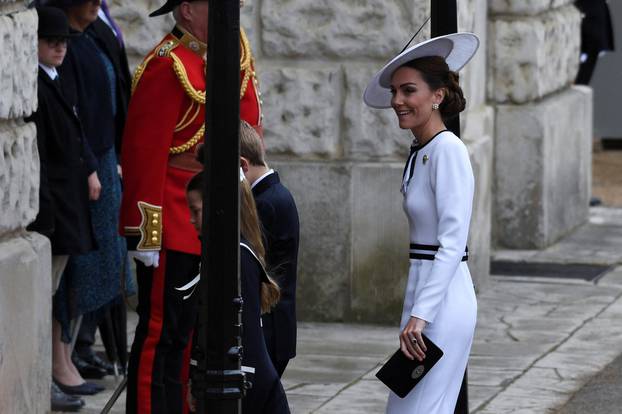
[375,333,444,398]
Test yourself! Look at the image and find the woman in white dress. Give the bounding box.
[364,33,480,413]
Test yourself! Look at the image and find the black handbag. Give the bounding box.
[375,333,444,398]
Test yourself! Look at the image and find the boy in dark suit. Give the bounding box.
[240,121,300,377]
[27,6,101,411]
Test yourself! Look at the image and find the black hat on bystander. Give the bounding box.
[36,6,78,38]
[149,0,200,17]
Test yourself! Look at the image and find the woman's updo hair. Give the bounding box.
[401,56,466,120]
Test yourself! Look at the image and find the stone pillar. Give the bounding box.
[0,2,52,413]
[110,0,492,324]
[489,1,592,249]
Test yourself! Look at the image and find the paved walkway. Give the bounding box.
[65,208,622,413]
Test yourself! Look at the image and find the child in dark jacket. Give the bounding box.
[26,6,102,412]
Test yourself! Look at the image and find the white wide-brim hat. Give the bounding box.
[363,33,480,109]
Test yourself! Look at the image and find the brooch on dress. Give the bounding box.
[423,155,429,165]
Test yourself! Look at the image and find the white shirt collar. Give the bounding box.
[251,169,275,189]
[39,64,58,80]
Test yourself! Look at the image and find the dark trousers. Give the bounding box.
[126,250,200,414]
[75,311,99,355]
[75,297,129,370]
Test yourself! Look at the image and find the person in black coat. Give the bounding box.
[575,0,615,84]
[47,0,129,395]
[28,14,98,255]
[239,240,291,413]
[185,170,290,413]
[27,6,101,411]
[71,0,134,380]
[86,0,131,153]
[240,121,300,377]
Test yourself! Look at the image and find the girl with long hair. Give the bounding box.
[185,169,289,413]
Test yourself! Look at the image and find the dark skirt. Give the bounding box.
[54,147,134,341]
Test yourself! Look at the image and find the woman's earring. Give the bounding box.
[432,103,439,110]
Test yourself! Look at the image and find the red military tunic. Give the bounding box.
[120,26,261,256]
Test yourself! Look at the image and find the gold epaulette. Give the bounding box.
[124,201,163,251]
[156,39,179,57]
[131,39,180,94]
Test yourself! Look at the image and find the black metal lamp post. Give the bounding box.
[193,0,245,413]
[430,1,469,413]
[431,0,460,137]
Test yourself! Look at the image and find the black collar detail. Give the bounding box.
[412,129,448,152]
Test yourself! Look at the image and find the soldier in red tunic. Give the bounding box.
[119,1,261,412]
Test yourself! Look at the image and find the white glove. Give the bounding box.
[128,251,160,268]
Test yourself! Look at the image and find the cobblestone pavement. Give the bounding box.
[63,208,622,413]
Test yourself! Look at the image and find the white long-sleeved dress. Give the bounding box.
[386,130,477,414]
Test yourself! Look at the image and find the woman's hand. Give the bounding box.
[400,316,428,361]
[88,172,102,201]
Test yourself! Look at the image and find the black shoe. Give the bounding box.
[51,383,84,412]
[72,354,107,379]
[79,350,116,375]
[54,378,105,395]
[590,196,602,206]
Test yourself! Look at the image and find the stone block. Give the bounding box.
[342,65,411,161]
[458,0,488,108]
[489,0,575,16]
[463,105,494,291]
[457,0,481,33]
[262,66,342,158]
[494,86,592,249]
[0,120,39,234]
[0,8,37,119]
[488,5,581,104]
[271,161,352,321]
[0,2,23,15]
[260,0,429,59]
[0,234,51,414]
[349,163,410,324]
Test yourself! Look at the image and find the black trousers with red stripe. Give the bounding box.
[126,250,200,414]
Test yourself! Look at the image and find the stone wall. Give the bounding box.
[110,0,493,324]
[489,1,592,248]
[0,1,52,413]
